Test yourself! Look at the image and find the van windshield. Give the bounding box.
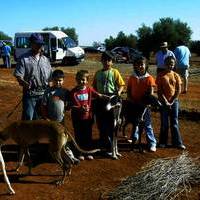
[63,37,77,48]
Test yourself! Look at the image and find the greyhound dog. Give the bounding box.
[105,95,123,159]
[0,120,100,194]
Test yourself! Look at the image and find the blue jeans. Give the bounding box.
[159,99,183,146]
[3,55,11,68]
[132,108,157,147]
[22,94,43,120]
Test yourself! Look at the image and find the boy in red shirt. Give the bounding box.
[70,70,105,160]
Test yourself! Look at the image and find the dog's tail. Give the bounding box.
[64,129,100,154]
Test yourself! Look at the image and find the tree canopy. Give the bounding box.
[104,31,137,50]
[0,31,12,40]
[104,17,192,58]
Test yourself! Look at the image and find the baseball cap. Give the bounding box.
[160,42,168,48]
[29,33,44,45]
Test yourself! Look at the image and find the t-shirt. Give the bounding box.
[14,50,52,96]
[42,87,70,122]
[70,86,99,120]
[127,72,156,103]
[156,71,182,102]
[174,45,191,68]
[93,68,125,94]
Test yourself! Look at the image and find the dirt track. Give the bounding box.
[0,66,199,200]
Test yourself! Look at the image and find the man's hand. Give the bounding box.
[16,77,30,89]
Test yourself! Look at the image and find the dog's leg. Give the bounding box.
[54,146,73,186]
[0,147,15,195]
[138,123,144,153]
[114,127,122,158]
[111,136,118,160]
[15,146,26,172]
[25,147,33,175]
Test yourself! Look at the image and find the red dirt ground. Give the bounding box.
[0,67,199,200]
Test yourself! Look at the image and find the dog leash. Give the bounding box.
[7,79,30,119]
[7,99,22,119]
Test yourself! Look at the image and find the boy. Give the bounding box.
[41,69,80,164]
[156,56,186,150]
[93,51,125,153]
[70,70,105,160]
[41,69,70,123]
[127,56,157,152]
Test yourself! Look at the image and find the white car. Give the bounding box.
[97,46,106,52]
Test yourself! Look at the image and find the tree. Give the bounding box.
[136,24,153,59]
[0,31,12,40]
[60,27,78,44]
[104,31,137,50]
[136,17,192,57]
[152,17,192,50]
[42,26,78,44]
[190,40,200,55]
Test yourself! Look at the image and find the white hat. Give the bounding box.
[160,42,168,48]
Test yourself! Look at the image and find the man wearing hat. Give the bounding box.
[14,33,52,120]
[155,42,176,75]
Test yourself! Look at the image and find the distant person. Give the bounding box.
[41,69,70,123]
[1,42,11,68]
[155,42,176,75]
[14,33,52,120]
[174,40,191,94]
[156,56,186,150]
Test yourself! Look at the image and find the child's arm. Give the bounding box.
[170,78,182,104]
[118,85,125,96]
[157,86,171,106]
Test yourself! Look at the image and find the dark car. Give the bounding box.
[84,46,99,53]
[111,47,142,63]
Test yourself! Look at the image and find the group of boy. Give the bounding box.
[13,33,186,164]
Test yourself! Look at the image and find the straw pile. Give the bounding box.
[109,152,200,200]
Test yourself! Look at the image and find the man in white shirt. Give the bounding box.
[155,42,176,75]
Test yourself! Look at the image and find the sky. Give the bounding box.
[1,0,199,46]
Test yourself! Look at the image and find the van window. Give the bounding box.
[63,37,77,48]
[16,37,30,48]
[58,39,65,49]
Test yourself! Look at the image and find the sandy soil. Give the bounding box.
[0,66,199,200]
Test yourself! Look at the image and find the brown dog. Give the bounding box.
[0,120,100,194]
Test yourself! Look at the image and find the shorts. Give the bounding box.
[175,68,189,78]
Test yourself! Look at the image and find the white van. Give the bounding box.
[14,31,85,65]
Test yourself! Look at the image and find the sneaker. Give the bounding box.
[149,146,156,152]
[106,152,112,157]
[177,144,186,150]
[127,139,132,144]
[78,155,85,161]
[86,155,94,160]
